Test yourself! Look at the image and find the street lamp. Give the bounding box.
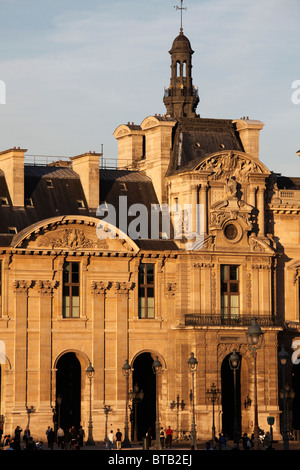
[278,345,289,450]
[104,404,112,444]
[152,356,162,450]
[246,317,264,450]
[206,383,220,443]
[229,349,241,446]
[122,359,132,448]
[170,395,186,439]
[56,395,62,429]
[130,384,144,442]
[188,352,198,449]
[86,362,95,445]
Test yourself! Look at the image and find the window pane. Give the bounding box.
[146,264,154,284]
[230,283,238,293]
[230,266,238,280]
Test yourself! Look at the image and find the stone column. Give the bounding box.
[90,281,108,406]
[13,280,31,411]
[257,186,265,236]
[199,183,207,235]
[37,281,57,413]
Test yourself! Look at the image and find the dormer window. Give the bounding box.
[25,197,34,207]
[0,197,9,205]
[46,179,53,188]
[77,200,85,208]
[8,227,17,234]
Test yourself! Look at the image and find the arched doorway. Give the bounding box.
[132,353,156,441]
[56,352,81,431]
[221,352,242,439]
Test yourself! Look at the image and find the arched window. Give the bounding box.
[176,61,180,77]
[183,61,186,77]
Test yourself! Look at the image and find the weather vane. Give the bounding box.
[174,0,187,32]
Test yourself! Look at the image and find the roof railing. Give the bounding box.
[25,155,135,170]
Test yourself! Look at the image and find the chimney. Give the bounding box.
[233,119,264,160]
[0,147,26,206]
[71,151,101,209]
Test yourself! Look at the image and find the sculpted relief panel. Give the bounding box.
[196,151,269,182]
[12,217,138,253]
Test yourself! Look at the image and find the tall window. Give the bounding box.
[63,262,80,318]
[221,265,239,318]
[138,263,154,319]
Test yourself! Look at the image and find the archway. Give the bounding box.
[132,353,156,441]
[56,352,81,431]
[221,352,242,439]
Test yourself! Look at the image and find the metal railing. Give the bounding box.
[185,314,283,328]
[24,155,134,170]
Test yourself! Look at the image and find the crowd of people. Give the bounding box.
[0,424,86,451]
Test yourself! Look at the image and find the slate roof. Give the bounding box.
[167,117,244,175]
[0,165,171,249]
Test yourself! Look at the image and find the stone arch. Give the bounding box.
[54,349,92,431]
[10,215,140,253]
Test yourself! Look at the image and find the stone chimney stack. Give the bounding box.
[0,147,26,206]
[71,151,101,210]
[233,118,264,160]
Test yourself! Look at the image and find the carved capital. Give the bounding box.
[13,280,32,295]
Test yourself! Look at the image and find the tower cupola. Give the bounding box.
[163,1,199,119]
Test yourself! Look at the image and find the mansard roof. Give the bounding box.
[167,117,244,175]
[0,165,161,247]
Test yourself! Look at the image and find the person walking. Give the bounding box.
[48,428,55,450]
[14,426,22,450]
[108,430,114,450]
[165,426,173,448]
[160,427,165,449]
[116,429,122,449]
[78,426,85,447]
[57,427,64,448]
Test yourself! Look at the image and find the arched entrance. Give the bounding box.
[221,352,242,439]
[132,352,156,441]
[56,352,81,431]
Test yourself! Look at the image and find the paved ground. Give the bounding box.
[16,439,300,451]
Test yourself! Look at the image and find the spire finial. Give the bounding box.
[174,0,187,33]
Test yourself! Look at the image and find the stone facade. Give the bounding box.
[0,26,299,444]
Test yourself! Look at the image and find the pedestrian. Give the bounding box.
[48,428,55,449]
[14,426,22,450]
[0,424,3,444]
[160,427,165,449]
[242,432,250,450]
[70,425,78,449]
[116,428,122,449]
[46,426,51,448]
[23,426,31,445]
[165,426,173,448]
[146,427,152,448]
[108,430,114,450]
[57,427,64,448]
[219,432,228,450]
[78,426,85,447]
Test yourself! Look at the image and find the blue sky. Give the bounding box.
[0,0,299,175]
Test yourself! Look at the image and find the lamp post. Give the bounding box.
[122,359,132,448]
[56,395,62,429]
[278,345,289,450]
[229,349,241,447]
[206,383,220,443]
[246,317,264,450]
[104,404,112,444]
[170,395,186,439]
[130,384,144,442]
[86,362,95,445]
[152,356,162,450]
[188,352,198,450]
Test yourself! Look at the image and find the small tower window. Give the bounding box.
[183,61,186,77]
[176,61,180,77]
